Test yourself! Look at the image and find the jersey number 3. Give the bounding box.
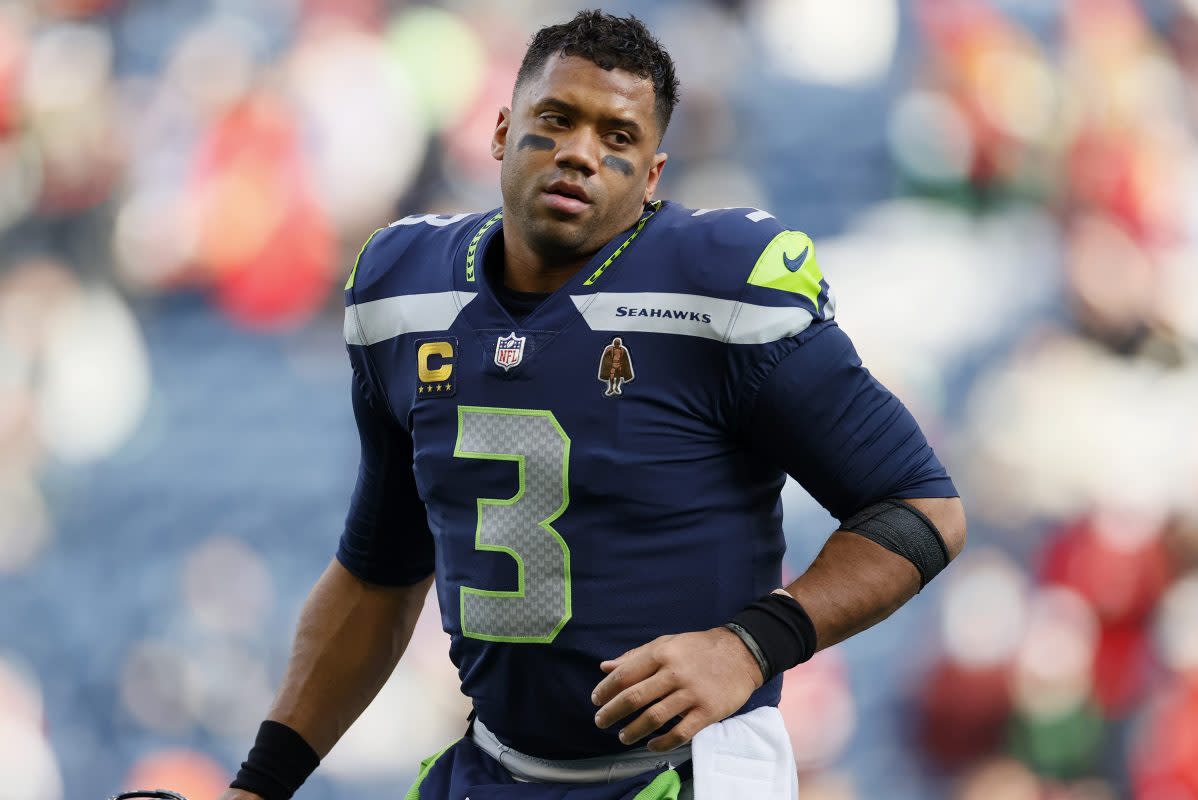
[454,406,572,643]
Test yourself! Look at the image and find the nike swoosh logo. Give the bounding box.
[783,246,810,272]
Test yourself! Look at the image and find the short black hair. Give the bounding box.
[514,10,680,141]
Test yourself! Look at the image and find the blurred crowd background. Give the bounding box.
[1,0,1197,798]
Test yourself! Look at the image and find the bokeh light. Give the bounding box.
[0,656,58,800]
[385,7,486,132]
[0,718,62,800]
[1155,572,1198,674]
[322,599,470,780]
[754,0,899,86]
[0,473,51,573]
[120,640,203,736]
[888,91,976,185]
[123,749,229,800]
[940,548,1028,668]
[182,534,274,636]
[778,650,855,771]
[36,285,150,463]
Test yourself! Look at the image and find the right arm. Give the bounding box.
[265,559,432,758]
[220,564,431,800]
[224,361,437,799]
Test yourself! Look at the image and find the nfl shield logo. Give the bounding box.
[494,332,526,371]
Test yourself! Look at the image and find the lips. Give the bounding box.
[545,179,591,203]
[542,179,592,215]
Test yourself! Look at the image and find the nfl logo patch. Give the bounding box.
[494,332,526,371]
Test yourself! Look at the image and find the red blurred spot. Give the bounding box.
[1066,132,1155,243]
[441,15,524,186]
[1132,680,1198,798]
[911,0,1033,188]
[124,749,229,800]
[1037,515,1171,627]
[441,58,512,186]
[214,199,334,331]
[0,18,25,137]
[300,0,384,30]
[41,0,123,17]
[192,95,335,330]
[916,659,1012,770]
[1091,623,1156,717]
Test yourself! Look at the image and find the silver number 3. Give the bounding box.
[455,406,572,643]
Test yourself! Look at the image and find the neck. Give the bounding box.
[500,205,647,293]
[501,234,590,293]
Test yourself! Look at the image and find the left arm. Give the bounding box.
[593,323,966,750]
[787,496,966,652]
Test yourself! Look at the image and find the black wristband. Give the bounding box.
[230,720,320,800]
[727,592,818,682]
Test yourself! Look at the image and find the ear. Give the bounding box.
[643,152,668,203]
[492,107,511,162]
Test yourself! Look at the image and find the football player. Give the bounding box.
[221,10,966,800]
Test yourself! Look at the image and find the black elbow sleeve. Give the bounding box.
[840,499,950,589]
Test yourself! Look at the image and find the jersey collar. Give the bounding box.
[455,201,663,334]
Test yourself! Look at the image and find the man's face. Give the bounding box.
[492,54,668,262]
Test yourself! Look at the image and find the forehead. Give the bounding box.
[519,53,657,126]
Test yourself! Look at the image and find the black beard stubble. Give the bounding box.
[502,132,644,263]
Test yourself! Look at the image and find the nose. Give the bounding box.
[553,128,600,177]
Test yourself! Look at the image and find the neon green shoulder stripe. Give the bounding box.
[745,229,823,312]
[344,226,387,291]
[582,199,663,286]
[465,211,503,282]
[403,738,459,800]
[633,768,682,800]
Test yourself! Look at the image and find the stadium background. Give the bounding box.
[1,0,1197,797]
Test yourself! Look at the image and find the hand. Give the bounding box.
[217,791,263,800]
[591,627,764,752]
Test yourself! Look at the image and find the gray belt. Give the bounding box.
[470,717,692,784]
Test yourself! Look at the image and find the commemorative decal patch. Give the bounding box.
[416,337,457,397]
[598,336,634,397]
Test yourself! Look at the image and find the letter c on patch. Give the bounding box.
[417,340,454,382]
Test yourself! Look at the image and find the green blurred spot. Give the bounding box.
[1007,701,1105,780]
[386,7,486,131]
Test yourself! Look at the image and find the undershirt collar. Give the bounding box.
[484,230,551,322]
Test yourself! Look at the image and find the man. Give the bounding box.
[222,10,965,800]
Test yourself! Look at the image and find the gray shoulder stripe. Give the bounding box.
[345,291,477,345]
[570,292,818,344]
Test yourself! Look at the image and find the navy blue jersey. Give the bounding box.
[338,201,956,758]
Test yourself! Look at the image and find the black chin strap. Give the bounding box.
[109,791,189,800]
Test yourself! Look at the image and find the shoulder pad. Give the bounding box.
[656,205,831,318]
[343,211,487,304]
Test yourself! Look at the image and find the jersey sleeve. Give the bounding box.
[336,358,435,585]
[707,217,956,522]
[337,217,463,585]
[738,320,957,523]
[337,244,436,586]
